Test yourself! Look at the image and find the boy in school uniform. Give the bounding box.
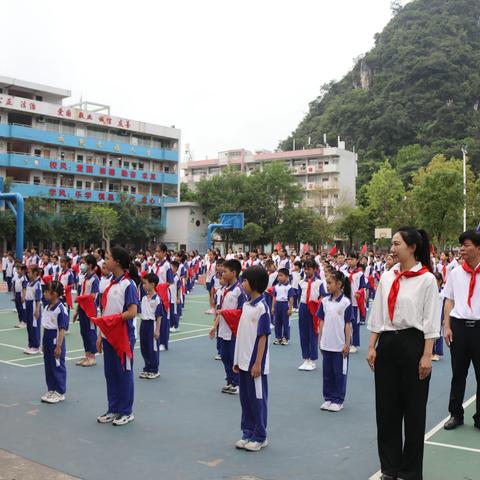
[291,261,303,312]
[167,261,182,336]
[272,268,294,345]
[264,259,278,315]
[210,259,245,395]
[233,265,271,452]
[5,252,15,292]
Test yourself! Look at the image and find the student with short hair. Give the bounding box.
[233,265,271,452]
[210,259,245,395]
[272,268,294,345]
[24,266,43,355]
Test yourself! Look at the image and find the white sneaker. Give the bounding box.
[309,361,317,370]
[328,403,344,412]
[349,346,358,354]
[169,327,176,333]
[24,348,40,355]
[304,361,316,371]
[320,401,332,411]
[147,372,160,379]
[112,413,135,426]
[235,438,250,449]
[432,354,441,361]
[244,439,268,451]
[44,392,65,404]
[139,371,149,379]
[97,412,117,423]
[159,345,166,351]
[214,354,222,361]
[205,308,215,315]
[298,361,308,371]
[41,391,54,402]
[228,385,239,395]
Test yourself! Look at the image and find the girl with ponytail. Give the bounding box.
[95,246,139,426]
[366,227,440,480]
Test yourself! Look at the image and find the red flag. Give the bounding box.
[361,243,367,254]
[155,283,170,311]
[303,243,309,253]
[275,242,281,252]
[430,244,436,256]
[91,313,132,367]
[307,300,321,335]
[72,263,80,275]
[219,308,242,336]
[42,275,53,285]
[355,289,366,318]
[140,270,148,279]
[75,294,97,318]
[328,245,337,256]
[265,287,274,297]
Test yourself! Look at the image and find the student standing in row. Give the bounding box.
[367,227,439,480]
[24,266,43,355]
[96,247,139,427]
[272,268,294,345]
[41,281,68,404]
[318,270,352,412]
[233,265,271,452]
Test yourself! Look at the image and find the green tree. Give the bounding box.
[241,222,264,250]
[89,206,119,251]
[334,206,370,252]
[410,155,464,247]
[365,160,405,228]
[180,183,197,202]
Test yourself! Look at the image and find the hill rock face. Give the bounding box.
[280,0,480,186]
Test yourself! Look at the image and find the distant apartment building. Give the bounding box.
[181,145,357,218]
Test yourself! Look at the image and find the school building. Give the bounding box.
[0,76,181,230]
[181,144,357,219]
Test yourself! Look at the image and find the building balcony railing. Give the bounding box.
[0,124,179,162]
[0,152,178,186]
[10,182,177,208]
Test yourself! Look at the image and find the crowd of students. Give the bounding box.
[1,228,479,475]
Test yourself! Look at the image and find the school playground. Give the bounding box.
[0,288,478,480]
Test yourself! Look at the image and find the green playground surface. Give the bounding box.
[0,295,214,368]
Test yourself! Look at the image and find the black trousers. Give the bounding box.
[448,317,480,422]
[374,328,430,480]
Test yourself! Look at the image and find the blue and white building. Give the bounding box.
[0,76,180,229]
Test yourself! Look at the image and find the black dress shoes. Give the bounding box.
[444,416,464,430]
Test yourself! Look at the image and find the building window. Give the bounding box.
[322,177,328,182]
[35,95,43,102]
[60,151,65,160]
[123,185,129,193]
[62,121,75,134]
[124,161,130,169]
[164,166,170,173]
[131,186,136,194]
[131,162,137,170]
[76,180,83,189]
[33,176,41,185]
[86,156,94,164]
[94,180,105,191]
[34,149,41,157]
[85,181,92,189]
[102,157,107,166]
[77,155,84,163]
[139,162,144,170]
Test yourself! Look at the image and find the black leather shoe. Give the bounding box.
[444,416,464,430]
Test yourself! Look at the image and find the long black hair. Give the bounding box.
[110,246,140,285]
[329,270,352,299]
[395,227,432,272]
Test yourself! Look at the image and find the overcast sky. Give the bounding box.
[2,0,397,161]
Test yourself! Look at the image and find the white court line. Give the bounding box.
[3,329,212,368]
[0,342,27,351]
[369,394,477,480]
[424,441,480,454]
[179,322,212,328]
[0,309,16,314]
[0,327,22,332]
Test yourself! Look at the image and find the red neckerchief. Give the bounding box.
[58,269,70,285]
[348,267,362,284]
[306,277,314,303]
[387,265,429,321]
[220,281,238,308]
[462,262,480,308]
[102,272,129,312]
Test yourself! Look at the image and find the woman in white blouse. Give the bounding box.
[367,227,440,480]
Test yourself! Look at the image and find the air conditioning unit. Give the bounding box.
[37,116,45,123]
[307,166,314,173]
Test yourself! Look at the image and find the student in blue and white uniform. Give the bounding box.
[41,281,68,404]
[345,253,367,353]
[5,252,14,292]
[24,266,43,355]
[210,259,245,395]
[272,268,294,345]
[264,259,278,314]
[205,250,217,314]
[276,249,290,271]
[291,261,303,311]
[153,243,174,350]
[74,255,99,367]
[139,272,164,379]
[96,247,139,427]
[51,255,61,280]
[168,261,182,336]
[298,259,325,371]
[233,265,271,452]
[13,263,27,329]
[317,270,353,412]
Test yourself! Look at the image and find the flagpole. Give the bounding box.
[462,145,467,232]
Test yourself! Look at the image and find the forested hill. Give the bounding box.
[280,0,480,187]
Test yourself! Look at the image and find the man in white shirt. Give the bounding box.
[443,230,480,431]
